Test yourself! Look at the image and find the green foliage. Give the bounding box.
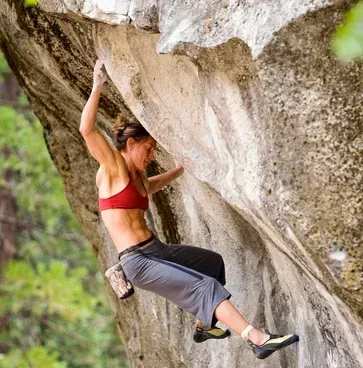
[0,260,94,321]
[0,347,67,368]
[332,2,363,62]
[0,54,10,83]
[0,53,130,367]
[24,0,38,7]
[0,105,78,233]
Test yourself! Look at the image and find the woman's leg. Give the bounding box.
[158,243,298,350]
[159,242,226,285]
[215,299,299,359]
[122,247,298,359]
[122,248,231,330]
[214,299,268,345]
[158,241,227,330]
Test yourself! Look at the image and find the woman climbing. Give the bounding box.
[79,60,299,360]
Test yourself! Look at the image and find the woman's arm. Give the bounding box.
[147,166,184,195]
[79,60,117,169]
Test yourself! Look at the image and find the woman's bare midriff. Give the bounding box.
[100,208,153,252]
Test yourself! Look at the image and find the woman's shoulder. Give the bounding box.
[99,150,127,173]
[96,153,128,187]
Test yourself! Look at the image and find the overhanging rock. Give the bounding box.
[0,1,362,367]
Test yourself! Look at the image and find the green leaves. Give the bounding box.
[0,260,95,321]
[0,54,10,83]
[332,2,363,62]
[0,105,77,233]
[24,0,38,7]
[0,347,67,368]
[0,52,130,367]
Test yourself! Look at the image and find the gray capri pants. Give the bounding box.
[120,239,231,329]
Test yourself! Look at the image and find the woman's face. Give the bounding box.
[129,136,156,171]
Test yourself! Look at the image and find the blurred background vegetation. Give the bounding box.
[0,53,130,367]
[332,1,363,62]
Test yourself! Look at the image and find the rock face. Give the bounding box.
[1,1,362,367]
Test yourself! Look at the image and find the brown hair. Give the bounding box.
[112,114,150,151]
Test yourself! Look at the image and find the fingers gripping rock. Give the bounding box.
[93,59,108,87]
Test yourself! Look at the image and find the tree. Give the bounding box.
[0,52,130,368]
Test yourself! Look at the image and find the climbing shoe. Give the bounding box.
[193,326,231,343]
[249,330,299,359]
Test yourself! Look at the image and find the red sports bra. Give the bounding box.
[98,177,149,212]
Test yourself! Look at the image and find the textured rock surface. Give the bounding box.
[0,1,362,367]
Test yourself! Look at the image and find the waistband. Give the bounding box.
[118,234,155,261]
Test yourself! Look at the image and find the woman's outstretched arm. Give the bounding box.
[79,60,116,169]
[147,166,184,195]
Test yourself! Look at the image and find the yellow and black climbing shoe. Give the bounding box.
[249,330,299,359]
[193,326,231,343]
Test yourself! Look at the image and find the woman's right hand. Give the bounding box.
[93,59,108,89]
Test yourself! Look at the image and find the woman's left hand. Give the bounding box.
[174,159,184,173]
[93,59,108,89]
[176,166,184,175]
